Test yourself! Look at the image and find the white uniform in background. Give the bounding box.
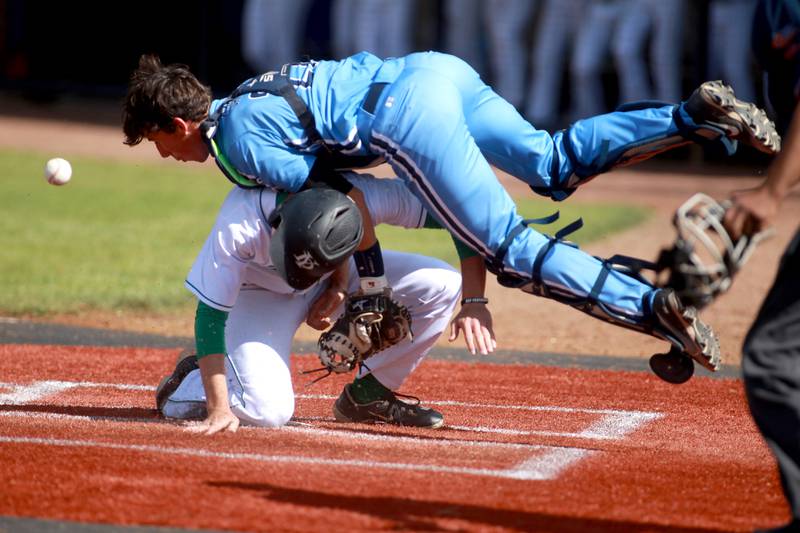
[443,0,486,75]
[570,0,624,119]
[162,174,461,427]
[525,0,586,128]
[485,0,538,109]
[707,0,758,103]
[331,0,416,59]
[613,0,687,103]
[241,0,312,73]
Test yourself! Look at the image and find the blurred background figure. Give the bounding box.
[525,0,586,130]
[442,0,486,75]
[569,0,624,119]
[332,0,417,59]
[707,0,758,103]
[613,0,687,103]
[485,0,538,110]
[241,0,312,74]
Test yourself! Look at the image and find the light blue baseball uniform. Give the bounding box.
[211,51,722,327]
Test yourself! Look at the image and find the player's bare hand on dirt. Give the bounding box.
[449,303,496,355]
[307,286,347,330]
[724,186,780,240]
[184,408,240,435]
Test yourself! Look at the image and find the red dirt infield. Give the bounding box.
[0,343,790,532]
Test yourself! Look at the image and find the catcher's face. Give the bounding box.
[147,118,209,163]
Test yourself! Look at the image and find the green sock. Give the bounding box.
[349,373,392,404]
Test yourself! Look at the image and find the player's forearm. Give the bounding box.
[347,187,377,250]
[459,255,487,300]
[764,104,800,202]
[328,261,350,293]
[348,186,389,293]
[197,354,231,414]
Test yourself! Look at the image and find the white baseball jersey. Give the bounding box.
[185,173,427,311]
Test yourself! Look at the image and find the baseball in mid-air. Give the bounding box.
[44,157,72,186]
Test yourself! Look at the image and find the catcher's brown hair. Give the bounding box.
[122,54,212,146]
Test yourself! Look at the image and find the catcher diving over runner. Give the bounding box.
[124,51,780,386]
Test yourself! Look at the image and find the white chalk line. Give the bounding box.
[0,409,564,452]
[0,381,664,441]
[0,380,664,441]
[0,434,592,481]
[0,379,663,480]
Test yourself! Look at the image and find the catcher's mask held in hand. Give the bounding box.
[656,193,774,309]
[269,188,364,290]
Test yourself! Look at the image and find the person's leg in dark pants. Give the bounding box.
[744,228,800,530]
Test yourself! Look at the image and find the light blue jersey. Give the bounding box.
[213,52,402,191]
[210,50,727,325]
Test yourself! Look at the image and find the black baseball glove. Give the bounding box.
[317,289,412,373]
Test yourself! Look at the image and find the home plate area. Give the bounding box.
[0,344,791,531]
[0,378,660,482]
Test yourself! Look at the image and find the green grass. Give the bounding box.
[0,149,230,314]
[0,148,649,315]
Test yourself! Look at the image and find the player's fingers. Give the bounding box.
[742,213,763,237]
[184,422,210,434]
[448,321,459,342]
[204,418,233,436]
[722,206,741,238]
[473,322,488,355]
[463,321,477,354]
[481,326,495,353]
[319,298,338,317]
[725,206,751,240]
[306,315,332,331]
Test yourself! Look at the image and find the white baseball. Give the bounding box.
[44,157,72,186]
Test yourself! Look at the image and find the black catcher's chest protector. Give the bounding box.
[200,64,377,192]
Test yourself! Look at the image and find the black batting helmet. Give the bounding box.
[268,188,364,290]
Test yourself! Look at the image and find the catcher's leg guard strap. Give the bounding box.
[540,102,693,201]
[495,241,660,334]
[570,257,658,332]
[488,211,562,274]
[530,130,607,202]
[672,103,738,156]
[530,218,586,298]
[566,254,719,366]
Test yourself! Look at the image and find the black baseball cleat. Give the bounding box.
[155,350,199,414]
[684,80,781,154]
[333,384,444,428]
[652,289,720,373]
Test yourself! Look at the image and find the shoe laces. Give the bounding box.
[382,391,424,420]
[391,391,421,405]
